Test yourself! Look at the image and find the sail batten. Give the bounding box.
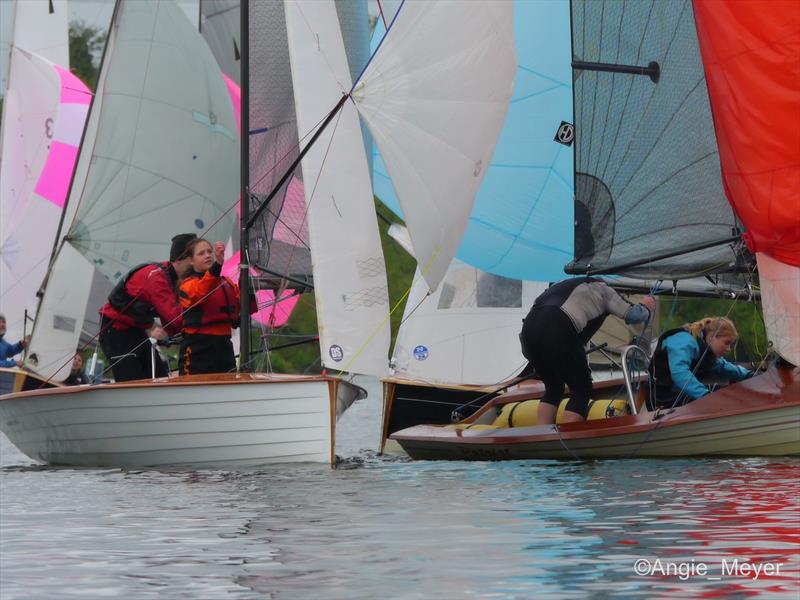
[569,0,745,279]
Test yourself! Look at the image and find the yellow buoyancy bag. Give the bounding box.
[492,398,629,428]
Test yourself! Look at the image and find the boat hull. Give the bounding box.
[0,373,357,467]
[392,364,800,460]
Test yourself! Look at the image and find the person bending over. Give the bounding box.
[519,277,656,425]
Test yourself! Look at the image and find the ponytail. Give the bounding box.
[684,316,738,340]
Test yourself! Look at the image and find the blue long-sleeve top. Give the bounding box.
[662,331,752,400]
[0,338,24,368]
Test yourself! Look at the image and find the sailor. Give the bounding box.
[0,314,29,369]
[648,316,753,408]
[64,353,91,386]
[98,233,196,382]
[178,239,241,375]
[519,277,656,425]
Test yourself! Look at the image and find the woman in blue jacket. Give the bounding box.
[649,316,753,407]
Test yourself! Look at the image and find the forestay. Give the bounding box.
[568,0,743,279]
[284,0,390,377]
[354,0,516,291]
[26,0,238,380]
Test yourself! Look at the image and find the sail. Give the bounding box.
[568,0,743,279]
[9,0,69,64]
[693,0,800,268]
[27,0,239,380]
[0,0,86,344]
[284,0,390,377]
[354,0,516,291]
[200,0,371,298]
[693,0,800,364]
[391,261,543,385]
[373,0,573,282]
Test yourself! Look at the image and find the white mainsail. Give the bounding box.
[353,0,516,291]
[284,0,390,377]
[0,0,83,343]
[26,0,239,380]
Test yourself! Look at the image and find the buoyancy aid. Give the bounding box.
[107,262,173,326]
[180,273,241,330]
[648,328,718,390]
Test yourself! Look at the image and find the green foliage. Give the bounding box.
[659,295,768,364]
[69,21,105,91]
[259,197,416,374]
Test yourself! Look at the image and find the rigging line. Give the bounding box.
[376,0,388,28]
[351,0,406,92]
[331,246,441,379]
[597,0,650,183]
[606,0,688,191]
[258,97,349,296]
[248,101,333,193]
[292,1,348,94]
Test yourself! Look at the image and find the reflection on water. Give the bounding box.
[1,393,798,598]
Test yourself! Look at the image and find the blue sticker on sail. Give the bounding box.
[329,345,344,362]
[413,345,429,361]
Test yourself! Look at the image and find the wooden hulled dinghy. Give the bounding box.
[0,373,364,467]
[391,364,800,460]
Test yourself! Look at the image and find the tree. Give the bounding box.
[69,21,105,91]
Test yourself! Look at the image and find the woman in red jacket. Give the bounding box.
[178,239,240,375]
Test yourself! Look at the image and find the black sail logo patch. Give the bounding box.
[554,121,574,146]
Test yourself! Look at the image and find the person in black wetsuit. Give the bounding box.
[519,277,656,425]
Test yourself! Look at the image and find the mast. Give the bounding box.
[238,0,251,370]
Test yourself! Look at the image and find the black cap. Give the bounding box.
[170,233,197,262]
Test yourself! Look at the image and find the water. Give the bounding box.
[1,378,798,599]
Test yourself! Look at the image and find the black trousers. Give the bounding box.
[519,307,593,417]
[99,319,168,382]
[179,333,236,375]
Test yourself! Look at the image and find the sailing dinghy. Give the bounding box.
[0,0,515,467]
[391,0,800,460]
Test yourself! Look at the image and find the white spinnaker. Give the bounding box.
[0,51,61,341]
[28,0,239,380]
[285,0,390,377]
[391,261,544,385]
[757,253,800,367]
[0,0,71,343]
[353,0,515,291]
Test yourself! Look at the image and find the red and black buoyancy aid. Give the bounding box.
[648,328,718,390]
[181,275,241,329]
[107,262,173,326]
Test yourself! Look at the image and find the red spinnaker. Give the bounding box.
[693,0,800,266]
